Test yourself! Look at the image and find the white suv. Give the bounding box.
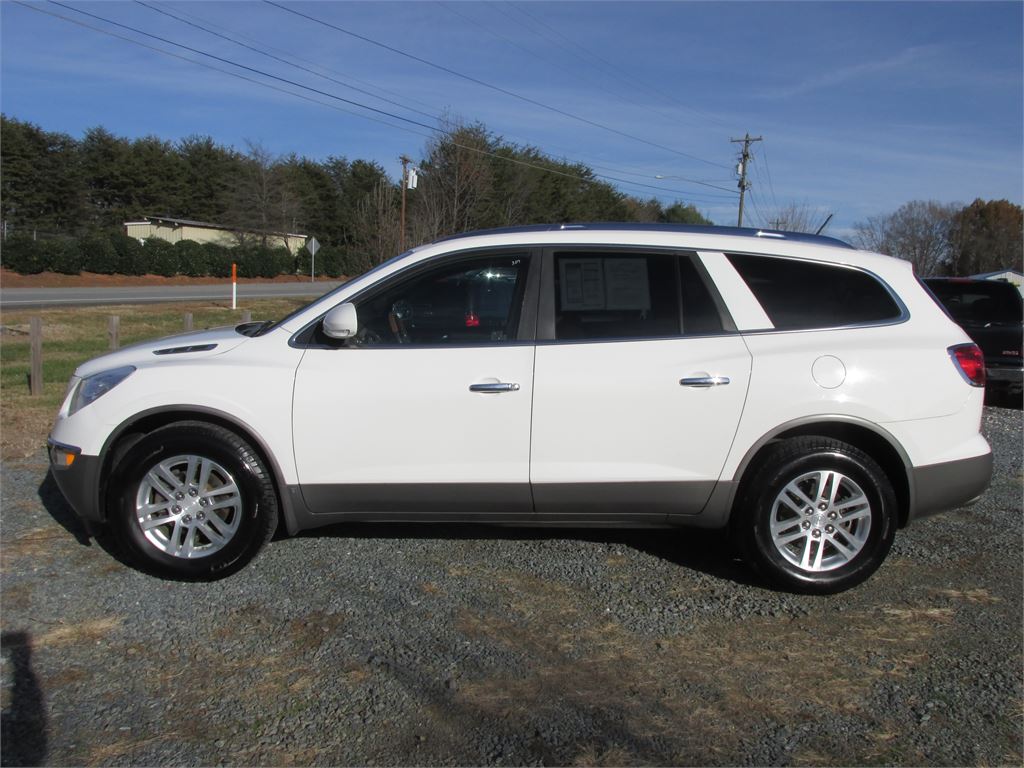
[48,225,992,593]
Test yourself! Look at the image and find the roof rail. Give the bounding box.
[432,222,855,249]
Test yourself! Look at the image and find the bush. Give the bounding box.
[110,233,145,276]
[2,235,45,274]
[202,242,232,278]
[80,234,119,274]
[48,237,83,275]
[322,245,350,278]
[142,237,178,277]
[176,239,208,277]
[235,245,290,279]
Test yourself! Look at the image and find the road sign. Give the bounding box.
[308,237,320,282]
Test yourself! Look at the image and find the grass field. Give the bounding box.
[0,298,307,458]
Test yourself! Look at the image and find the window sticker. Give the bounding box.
[558,257,652,311]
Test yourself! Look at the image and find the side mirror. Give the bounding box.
[322,302,358,339]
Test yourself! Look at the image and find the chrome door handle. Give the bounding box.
[469,382,521,393]
[680,376,730,388]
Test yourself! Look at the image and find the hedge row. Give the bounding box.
[1,233,360,279]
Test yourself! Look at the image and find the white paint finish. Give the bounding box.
[292,346,535,486]
[812,355,847,389]
[51,329,305,483]
[696,251,773,330]
[719,322,982,479]
[530,337,752,485]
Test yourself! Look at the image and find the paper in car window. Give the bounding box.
[559,257,652,311]
[560,258,606,310]
[604,258,651,311]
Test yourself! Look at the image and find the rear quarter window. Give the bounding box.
[727,253,903,330]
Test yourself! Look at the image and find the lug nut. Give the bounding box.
[805,508,813,516]
[198,498,208,507]
[828,511,837,520]
[188,488,198,497]
[197,512,206,521]
[812,529,822,538]
[182,514,192,523]
[802,520,811,530]
[172,505,182,514]
[175,492,184,500]
[818,502,828,511]
[825,524,835,534]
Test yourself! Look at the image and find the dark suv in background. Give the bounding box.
[925,278,1023,406]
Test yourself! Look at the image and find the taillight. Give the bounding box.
[949,343,986,387]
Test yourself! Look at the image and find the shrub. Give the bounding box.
[321,245,349,278]
[110,233,145,276]
[48,237,83,275]
[176,239,208,277]
[236,245,290,279]
[142,237,178,277]
[202,242,232,278]
[80,234,119,274]
[2,235,45,274]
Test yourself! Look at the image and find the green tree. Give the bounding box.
[948,199,1023,276]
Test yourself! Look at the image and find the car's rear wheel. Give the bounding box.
[735,437,896,594]
[109,422,278,579]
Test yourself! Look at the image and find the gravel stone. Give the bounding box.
[1,407,1020,765]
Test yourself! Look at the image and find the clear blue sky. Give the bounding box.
[2,1,1021,237]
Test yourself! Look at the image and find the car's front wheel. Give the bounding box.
[108,422,278,579]
[735,437,896,594]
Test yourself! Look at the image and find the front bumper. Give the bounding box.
[909,451,993,522]
[47,438,104,523]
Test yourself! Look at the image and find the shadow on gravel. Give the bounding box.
[299,521,764,588]
[36,471,91,547]
[1,632,48,767]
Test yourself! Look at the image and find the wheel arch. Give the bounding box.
[97,406,294,533]
[729,416,913,529]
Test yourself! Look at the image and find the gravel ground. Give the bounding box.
[2,408,1021,766]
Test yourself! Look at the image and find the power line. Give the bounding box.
[504,1,735,134]
[20,1,735,205]
[136,0,439,123]
[149,1,442,116]
[472,1,727,156]
[144,0,731,198]
[263,0,735,184]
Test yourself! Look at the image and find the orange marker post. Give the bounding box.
[231,262,237,310]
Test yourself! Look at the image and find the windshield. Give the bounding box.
[256,249,416,335]
[926,280,1023,326]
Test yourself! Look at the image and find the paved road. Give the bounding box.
[0,281,343,308]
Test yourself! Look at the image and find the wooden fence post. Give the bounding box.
[29,317,42,396]
[183,312,193,331]
[241,310,252,323]
[108,315,120,350]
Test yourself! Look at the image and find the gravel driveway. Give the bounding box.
[2,408,1021,766]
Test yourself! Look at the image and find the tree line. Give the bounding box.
[0,115,709,277]
[851,199,1022,278]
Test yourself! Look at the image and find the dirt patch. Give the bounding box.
[36,617,122,647]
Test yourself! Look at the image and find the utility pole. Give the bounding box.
[400,155,411,251]
[730,133,762,227]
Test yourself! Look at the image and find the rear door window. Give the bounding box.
[551,251,724,340]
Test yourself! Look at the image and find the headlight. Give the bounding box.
[69,366,136,415]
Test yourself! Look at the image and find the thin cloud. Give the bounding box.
[760,45,944,99]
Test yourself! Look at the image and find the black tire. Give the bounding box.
[734,437,896,594]
[108,421,278,579]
